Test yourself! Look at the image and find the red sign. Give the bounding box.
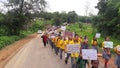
[64,31,74,37]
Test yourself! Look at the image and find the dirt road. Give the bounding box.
[3,34,117,68]
[4,34,71,68]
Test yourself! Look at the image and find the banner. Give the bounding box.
[64,31,75,38]
[66,44,80,53]
[95,33,101,38]
[82,49,97,60]
[104,41,113,48]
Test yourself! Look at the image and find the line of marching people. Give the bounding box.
[41,32,120,68]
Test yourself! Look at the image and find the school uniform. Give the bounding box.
[59,39,64,59]
[71,41,80,68]
[65,40,74,64]
[91,40,98,52]
[56,38,61,55]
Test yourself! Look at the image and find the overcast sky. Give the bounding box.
[0,0,99,15]
[46,0,99,16]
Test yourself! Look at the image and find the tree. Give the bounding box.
[0,0,47,35]
[6,0,47,14]
[93,0,120,39]
[52,12,62,26]
[84,1,90,23]
[67,11,78,23]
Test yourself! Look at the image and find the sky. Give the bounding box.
[46,0,99,16]
[0,0,99,16]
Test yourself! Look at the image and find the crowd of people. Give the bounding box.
[41,28,120,68]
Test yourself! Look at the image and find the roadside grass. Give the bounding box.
[67,23,119,54]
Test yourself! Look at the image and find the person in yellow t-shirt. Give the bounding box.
[91,36,98,52]
[54,36,59,54]
[71,38,80,58]
[71,38,81,68]
[59,37,64,59]
[56,36,61,55]
[114,45,120,68]
[78,36,83,43]
[65,36,74,64]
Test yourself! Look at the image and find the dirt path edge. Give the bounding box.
[0,34,38,68]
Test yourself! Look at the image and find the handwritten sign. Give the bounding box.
[104,41,113,48]
[95,33,101,38]
[66,44,80,53]
[82,49,97,60]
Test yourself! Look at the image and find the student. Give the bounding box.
[114,45,120,68]
[59,37,64,59]
[56,36,61,55]
[91,60,99,68]
[65,36,74,64]
[49,33,55,49]
[81,35,89,49]
[91,36,98,52]
[71,38,81,68]
[102,37,111,68]
[41,33,48,47]
[54,36,59,54]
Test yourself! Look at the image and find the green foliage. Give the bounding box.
[0,26,8,36]
[93,0,120,40]
[0,36,20,49]
[19,30,33,38]
[67,11,78,23]
[78,16,92,23]
[4,13,26,35]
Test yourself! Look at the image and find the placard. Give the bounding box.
[64,31,75,38]
[66,44,80,53]
[61,26,66,31]
[95,33,101,38]
[82,49,97,60]
[104,41,113,48]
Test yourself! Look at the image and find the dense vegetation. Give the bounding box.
[0,0,47,49]
[92,0,120,40]
[0,0,120,50]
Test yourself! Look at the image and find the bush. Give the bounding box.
[0,36,20,50]
[19,30,33,38]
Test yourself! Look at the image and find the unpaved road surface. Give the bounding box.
[4,34,71,68]
[3,34,116,68]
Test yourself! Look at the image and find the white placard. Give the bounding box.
[82,49,97,60]
[95,33,101,38]
[61,26,66,31]
[66,44,80,53]
[104,41,113,48]
[50,35,55,38]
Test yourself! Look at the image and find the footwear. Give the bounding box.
[65,59,68,64]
